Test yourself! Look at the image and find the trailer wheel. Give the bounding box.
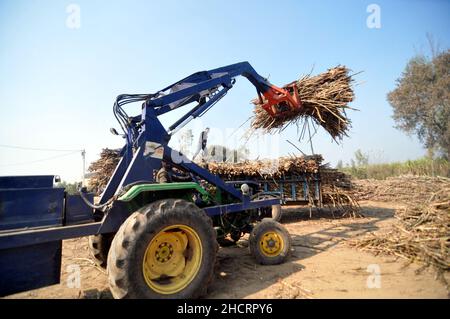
[271,204,283,222]
[249,219,291,265]
[253,194,283,222]
[107,199,217,299]
[88,233,114,268]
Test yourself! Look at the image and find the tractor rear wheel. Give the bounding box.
[107,199,217,299]
[88,233,114,268]
[249,218,291,265]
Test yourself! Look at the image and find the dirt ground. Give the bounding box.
[5,201,449,299]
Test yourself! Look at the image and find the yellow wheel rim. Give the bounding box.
[259,231,284,257]
[142,225,202,295]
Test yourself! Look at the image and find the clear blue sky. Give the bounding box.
[1,0,449,181]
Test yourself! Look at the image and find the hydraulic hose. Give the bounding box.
[78,189,114,211]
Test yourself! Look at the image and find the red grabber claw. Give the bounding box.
[260,82,302,118]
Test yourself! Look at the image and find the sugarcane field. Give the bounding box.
[1,1,449,306]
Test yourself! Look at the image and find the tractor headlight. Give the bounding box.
[240,183,250,195]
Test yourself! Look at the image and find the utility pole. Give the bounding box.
[81,149,86,186]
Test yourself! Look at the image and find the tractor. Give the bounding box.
[0,62,301,298]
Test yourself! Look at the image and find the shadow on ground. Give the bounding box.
[79,205,395,299]
[81,289,113,299]
[207,205,395,298]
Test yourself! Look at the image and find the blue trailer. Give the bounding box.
[0,175,95,296]
[0,62,300,299]
[260,174,322,205]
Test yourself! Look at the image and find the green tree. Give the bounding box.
[354,149,369,166]
[346,150,369,179]
[336,160,343,169]
[387,49,450,159]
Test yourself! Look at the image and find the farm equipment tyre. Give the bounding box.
[249,218,291,265]
[107,199,217,299]
[88,233,114,268]
[271,204,283,222]
[253,194,283,222]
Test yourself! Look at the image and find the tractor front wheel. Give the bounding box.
[249,219,291,265]
[107,199,217,299]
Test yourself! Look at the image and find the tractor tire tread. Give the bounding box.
[107,199,217,299]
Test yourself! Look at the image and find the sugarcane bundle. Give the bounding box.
[251,66,356,141]
[206,155,323,179]
[87,148,121,194]
[320,166,353,189]
[317,164,361,217]
[321,184,362,218]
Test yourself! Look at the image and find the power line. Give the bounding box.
[0,151,80,167]
[0,144,82,152]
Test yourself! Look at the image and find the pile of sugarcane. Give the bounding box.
[318,166,361,217]
[351,186,450,289]
[251,66,356,141]
[351,175,450,205]
[320,167,353,189]
[321,184,361,218]
[205,156,361,217]
[87,148,121,194]
[205,155,323,179]
[87,149,361,218]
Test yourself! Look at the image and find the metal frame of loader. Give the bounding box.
[0,62,297,297]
